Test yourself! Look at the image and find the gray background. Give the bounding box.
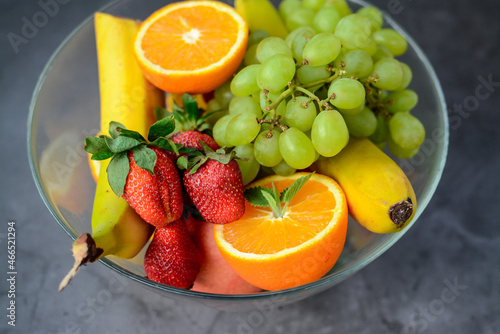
[1,0,499,333]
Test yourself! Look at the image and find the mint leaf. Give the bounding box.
[108,121,126,139]
[104,135,141,153]
[131,146,156,175]
[244,186,274,207]
[107,152,129,197]
[281,172,314,213]
[84,137,113,160]
[148,115,176,141]
[261,190,281,218]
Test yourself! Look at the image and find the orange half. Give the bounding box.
[214,173,348,291]
[134,0,248,94]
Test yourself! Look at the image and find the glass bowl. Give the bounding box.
[28,0,448,310]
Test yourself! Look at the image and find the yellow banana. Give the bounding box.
[59,13,163,291]
[234,0,288,39]
[314,137,417,234]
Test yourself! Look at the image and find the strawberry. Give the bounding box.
[122,146,183,227]
[172,130,219,153]
[144,217,201,288]
[183,157,245,224]
[84,116,185,227]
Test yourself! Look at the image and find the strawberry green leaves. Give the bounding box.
[177,140,235,174]
[171,93,213,133]
[84,115,178,197]
[244,173,314,218]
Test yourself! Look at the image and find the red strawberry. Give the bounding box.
[173,131,219,152]
[144,218,201,288]
[183,159,245,224]
[122,146,183,227]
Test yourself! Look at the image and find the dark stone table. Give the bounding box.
[0,0,498,333]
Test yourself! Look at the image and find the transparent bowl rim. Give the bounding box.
[27,0,449,301]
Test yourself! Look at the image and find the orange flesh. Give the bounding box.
[141,6,240,71]
[222,180,337,254]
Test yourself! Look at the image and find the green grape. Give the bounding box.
[229,96,262,117]
[226,112,261,146]
[290,27,316,63]
[311,109,349,156]
[302,33,341,66]
[336,49,373,78]
[257,54,296,92]
[285,7,315,31]
[303,0,325,12]
[279,127,316,169]
[342,106,377,137]
[372,29,408,56]
[296,65,331,88]
[213,114,235,147]
[214,81,234,108]
[398,62,413,90]
[233,144,260,185]
[328,78,366,109]
[387,134,419,159]
[385,89,418,113]
[285,27,314,48]
[388,112,425,149]
[272,160,296,176]
[204,99,228,126]
[371,44,393,63]
[279,0,302,20]
[322,0,352,17]
[230,65,260,97]
[357,6,383,32]
[334,14,372,50]
[357,37,377,56]
[371,58,404,91]
[254,130,283,167]
[368,113,389,143]
[337,101,365,115]
[313,7,342,33]
[284,96,318,132]
[248,29,270,46]
[244,44,259,66]
[256,37,293,63]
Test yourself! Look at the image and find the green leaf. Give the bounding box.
[149,137,179,155]
[261,190,281,218]
[178,147,203,157]
[182,94,199,123]
[281,172,314,213]
[84,137,113,160]
[148,115,176,141]
[107,152,130,197]
[117,128,146,142]
[154,106,170,121]
[104,135,141,153]
[244,186,274,207]
[131,146,156,175]
[177,155,189,170]
[188,156,208,174]
[108,121,126,139]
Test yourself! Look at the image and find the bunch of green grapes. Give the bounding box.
[210,0,425,182]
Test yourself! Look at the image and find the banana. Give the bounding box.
[314,137,417,234]
[234,0,288,39]
[59,13,163,291]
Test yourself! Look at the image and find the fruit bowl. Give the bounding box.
[28,0,448,309]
